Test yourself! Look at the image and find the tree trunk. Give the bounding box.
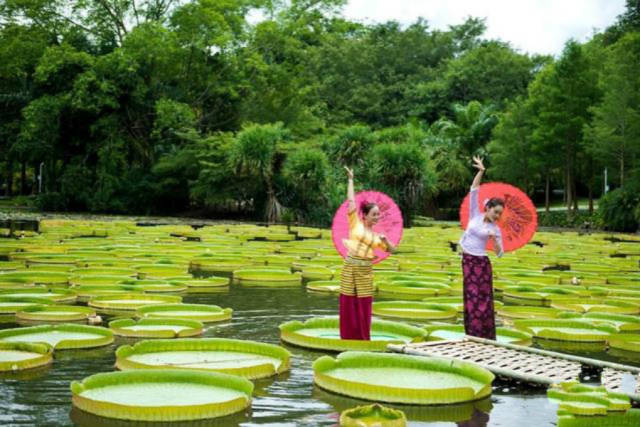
[5,160,13,196]
[620,155,625,188]
[565,167,572,213]
[264,175,282,223]
[588,185,593,214]
[545,173,550,214]
[20,161,27,195]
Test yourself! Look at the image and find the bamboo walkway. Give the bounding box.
[388,336,640,400]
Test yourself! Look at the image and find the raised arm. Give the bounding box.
[345,166,356,213]
[469,156,485,219]
[471,156,485,190]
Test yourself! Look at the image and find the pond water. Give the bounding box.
[0,284,638,426]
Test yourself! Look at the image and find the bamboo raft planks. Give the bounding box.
[388,335,640,400]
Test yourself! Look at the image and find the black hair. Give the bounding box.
[360,202,378,216]
[486,197,505,209]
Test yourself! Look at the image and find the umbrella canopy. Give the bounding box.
[332,191,403,264]
[460,182,537,252]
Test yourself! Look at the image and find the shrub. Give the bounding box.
[598,188,640,232]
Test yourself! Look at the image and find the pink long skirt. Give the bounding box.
[462,252,496,340]
[339,294,372,340]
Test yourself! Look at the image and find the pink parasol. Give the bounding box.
[460,182,537,252]
[332,191,403,264]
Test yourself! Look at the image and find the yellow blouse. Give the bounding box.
[342,208,389,260]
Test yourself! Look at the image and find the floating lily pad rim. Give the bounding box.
[0,296,54,313]
[608,333,640,352]
[339,404,407,426]
[0,341,53,372]
[513,319,617,342]
[372,302,457,319]
[168,277,230,287]
[424,325,532,342]
[279,317,426,352]
[116,337,290,379]
[136,304,233,322]
[108,318,204,338]
[0,323,114,349]
[88,293,182,310]
[313,351,494,405]
[233,269,302,283]
[70,369,253,422]
[15,305,96,321]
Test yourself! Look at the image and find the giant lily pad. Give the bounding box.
[71,369,253,421]
[0,270,70,285]
[0,288,77,304]
[372,301,457,321]
[301,267,334,281]
[109,318,203,338]
[136,303,232,323]
[279,317,425,352]
[116,279,188,294]
[307,280,341,294]
[0,342,53,372]
[233,269,302,286]
[0,296,52,314]
[424,325,532,346]
[88,293,182,312]
[513,319,616,342]
[16,305,96,322]
[503,286,584,307]
[68,275,134,287]
[550,299,639,315]
[70,267,137,277]
[497,306,564,320]
[0,324,113,349]
[608,334,640,353]
[313,351,494,404]
[71,285,132,302]
[339,404,407,427]
[169,277,230,291]
[116,338,290,379]
[579,313,640,332]
[135,264,189,279]
[377,281,451,299]
[421,297,464,313]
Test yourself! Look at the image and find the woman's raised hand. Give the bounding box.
[472,156,485,171]
[344,166,354,180]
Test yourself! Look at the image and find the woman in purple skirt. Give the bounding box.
[459,156,504,340]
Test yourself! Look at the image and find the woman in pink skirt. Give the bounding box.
[339,166,396,340]
[459,156,504,340]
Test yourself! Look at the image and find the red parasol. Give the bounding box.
[460,182,537,252]
[332,191,403,264]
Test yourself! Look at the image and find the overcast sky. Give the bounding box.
[341,0,627,56]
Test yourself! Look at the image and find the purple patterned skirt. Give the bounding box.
[461,253,496,340]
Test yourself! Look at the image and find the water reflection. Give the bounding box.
[313,386,493,424]
[70,407,250,427]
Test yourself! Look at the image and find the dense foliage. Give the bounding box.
[1,0,639,230]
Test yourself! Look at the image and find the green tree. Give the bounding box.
[324,124,376,168]
[584,32,640,189]
[366,142,437,226]
[281,147,329,223]
[444,40,538,107]
[487,96,540,195]
[528,41,600,213]
[229,122,288,222]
